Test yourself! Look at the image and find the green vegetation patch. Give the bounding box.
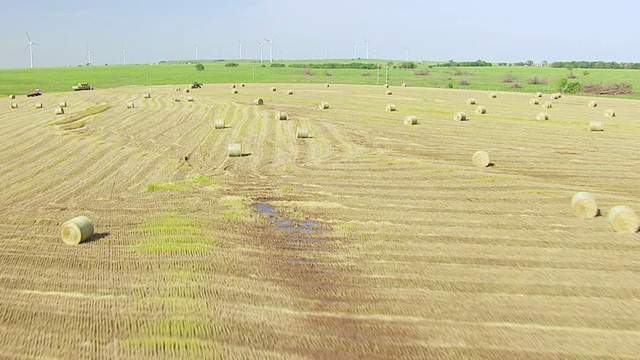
[219,196,251,221]
[145,174,215,192]
[131,213,215,253]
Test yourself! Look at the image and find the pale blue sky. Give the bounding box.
[2,0,638,68]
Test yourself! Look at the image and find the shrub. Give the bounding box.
[270,63,285,67]
[325,71,332,76]
[583,70,590,76]
[195,63,205,71]
[224,63,238,68]
[510,83,522,89]
[414,70,430,76]
[503,73,517,83]
[458,79,469,86]
[529,76,544,85]
[304,69,312,76]
[398,61,417,69]
[567,73,577,79]
[361,72,371,76]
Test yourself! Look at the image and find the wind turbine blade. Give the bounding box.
[24,44,30,52]
[271,35,276,41]
[25,31,31,42]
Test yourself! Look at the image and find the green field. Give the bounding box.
[2,60,640,99]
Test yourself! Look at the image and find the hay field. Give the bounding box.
[0,84,639,359]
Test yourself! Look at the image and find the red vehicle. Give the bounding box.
[27,89,42,97]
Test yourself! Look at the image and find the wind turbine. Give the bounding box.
[264,35,275,63]
[194,43,199,61]
[24,32,37,68]
[353,41,357,59]
[256,40,263,63]
[237,39,242,59]
[364,39,369,60]
[405,46,409,61]
[122,45,127,65]
[86,45,92,66]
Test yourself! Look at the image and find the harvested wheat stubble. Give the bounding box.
[530,98,540,105]
[126,102,135,109]
[187,96,194,102]
[588,100,598,107]
[319,102,330,109]
[35,103,43,108]
[214,119,225,129]
[536,112,549,120]
[174,97,181,102]
[296,127,310,138]
[475,106,487,114]
[232,89,239,94]
[466,98,476,105]
[607,205,640,233]
[403,115,418,125]
[536,91,543,97]
[604,109,616,117]
[385,103,397,112]
[542,101,553,109]
[385,90,393,95]
[588,121,603,131]
[54,107,64,115]
[271,87,277,92]
[228,143,242,157]
[472,150,490,168]
[453,112,467,121]
[10,103,18,109]
[9,94,15,99]
[59,101,67,107]
[60,216,94,245]
[571,192,599,218]
[143,93,151,98]
[275,111,288,120]
[254,98,264,105]
[489,92,497,98]
[287,90,294,95]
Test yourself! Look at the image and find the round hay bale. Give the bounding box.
[402,83,408,87]
[296,127,310,138]
[604,109,616,118]
[550,93,561,99]
[143,93,151,98]
[214,119,225,129]
[453,112,467,121]
[489,93,497,98]
[466,98,476,105]
[271,87,277,92]
[542,101,553,109]
[588,100,597,107]
[275,111,288,120]
[475,106,487,114]
[231,84,237,89]
[472,150,490,168]
[254,98,264,105]
[403,115,418,125]
[231,89,239,94]
[126,102,135,109]
[59,101,67,108]
[35,103,43,108]
[571,192,599,218]
[319,102,330,109]
[588,121,603,131]
[228,143,242,157]
[536,112,549,121]
[385,103,397,112]
[535,92,543,97]
[187,96,194,102]
[10,103,18,109]
[184,88,190,93]
[529,98,540,105]
[384,84,389,88]
[608,205,640,233]
[287,90,294,95]
[241,84,245,88]
[174,97,181,102]
[55,107,65,115]
[324,83,330,88]
[385,90,393,95]
[175,88,181,92]
[9,94,15,99]
[60,216,94,245]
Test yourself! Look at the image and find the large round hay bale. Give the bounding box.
[126,102,135,109]
[174,97,181,102]
[588,100,597,107]
[241,84,245,88]
[296,127,310,138]
[271,87,277,92]
[59,101,67,108]
[385,90,393,95]
[324,83,330,88]
[187,96,194,102]
[402,83,408,87]
[275,111,288,120]
[9,94,15,99]
[214,119,225,129]
[231,89,239,94]
[604,109,616,118]
[403,115,418,125]
[588,121,603,131]
[231,84,237,89]
[466,98,476,105]
[475,106,487,114]
[542,101,553,109]
[536,112,549,121]
[607,205,640,233]
[550,93,562,99]
[571,192,599,218]
[287,90,294,95]
[384,84,389,88]
[385,103,397,112]
[228,143,242,157]
[10,103,18,109]
[535,92,543,98]
[183,88,190,93]
[175,88,181,92]
[319,102,330,109]
[453,112,467,121]
[472,150,490,168]
[55,107,64,115]
[489,92,497,98]
[529,98,540,105]
[35,103,43,108]
[143,93,151,99]
[60,216,94,245]
[254,98,264,105]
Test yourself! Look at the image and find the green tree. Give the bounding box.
[195,63,205,71]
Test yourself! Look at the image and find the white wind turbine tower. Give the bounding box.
[405,46,409,61]
[256,40,263,62]
[353,41,357,59]
[237,39,242,59]
[86,45,92,66]
[364,39,369,60]
[122,46,127,65]
[24,32,38,68]
[264,35,275,63]
[194,44,199,61]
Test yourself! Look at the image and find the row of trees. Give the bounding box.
[551,61,640,69]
